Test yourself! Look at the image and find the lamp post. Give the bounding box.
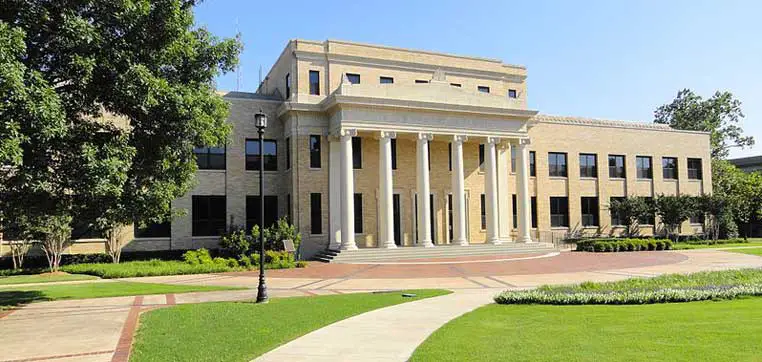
[255,109,269,303]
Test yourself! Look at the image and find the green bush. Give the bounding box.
[219,225,253,258]
[182,249,214,265]
[576,238,673,253]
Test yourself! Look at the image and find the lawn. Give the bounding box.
[0,281,240,309]
[411,298,762,362]
[728,247,762,257]
[130,289,451,362]
[0,273,98,285]
[672,238,762,250]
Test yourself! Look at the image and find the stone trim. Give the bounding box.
[532,114,711,134]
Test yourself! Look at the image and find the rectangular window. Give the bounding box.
[450,83,461,87]
[687,158,703,180]
[511,147,517,173]
[479,144,485,170]
[548,152,568,177]
[246,195,278,232]
[480,194,487,229]
[380,76,394,84]
[415,79,429,84]
[508,89,517,98]
[134,221,171,238]
[309,135,321,168]
[636,156,652,179]
[530,151,536,177]
[391,138,397,170]
[245,139,277,171]
[310,193,321,234]
[309,70,320,95]
[581,197,599,227]
[285,137,291,170]
[346,73,360,84]
[512,194,518,228]
[608,155,626,178]
[550,197,569,227]
[448,143,452,171]
[354,193,363,233]
[193,146,226,170]
[579,153,597,178]
[513,195,538,228]
[662,157,678,180]
[352,137,362,169]
[610,197,626,226]
[638,197,655,225]
[531,197,538,228]
[192,196,226,236]
[477,86,490,93]
[285,73,291,99]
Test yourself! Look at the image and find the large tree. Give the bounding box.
[0,1,241,268]
[654,89,754,159]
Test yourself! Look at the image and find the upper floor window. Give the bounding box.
[346,73,360,84]
[380,76,394,84]
[530,151,536,177]
[194,146,225,170]
[245,139,277,171]
[415,79,429,84]
[309,135,321,168]
[309,70,320,95]
[479,144,485,170]
[662,157,678,180]
[608,155,626,178]
[352,136,362,169]
[285,73,291,99]
[687,158,703,180]
[579,153,597,178]
[636,156,652,179]
[450,83,462,87]
[548,152,568,177]
[391,138,397,170]
[508,89,518,98]
[477,86,490,93]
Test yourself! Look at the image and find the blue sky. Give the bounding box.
[195,0,761,158]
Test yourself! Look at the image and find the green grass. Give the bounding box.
[411,298,762,362]
[672,238,762,250]
[0,273,98,285]
[728,247,762,256]
[0,281,240,309]
[131,289,451,362]
[61,260,243,278]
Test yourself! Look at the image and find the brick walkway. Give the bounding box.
[2,249,761,362]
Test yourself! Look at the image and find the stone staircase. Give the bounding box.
[312,242,558,263]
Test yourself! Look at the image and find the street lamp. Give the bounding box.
[255,109,269,303]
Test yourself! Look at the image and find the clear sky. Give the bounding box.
[194,0,761,158]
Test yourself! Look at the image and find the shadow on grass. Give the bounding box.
[0,290,49,309]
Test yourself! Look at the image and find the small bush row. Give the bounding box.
[575,238,673,252]
[679,238,749,246]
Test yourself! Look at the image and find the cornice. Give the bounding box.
[324,94,538,119]
[531,114,711,135]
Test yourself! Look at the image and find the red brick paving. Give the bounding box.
[226,251,688,279]
[111,296,143,362]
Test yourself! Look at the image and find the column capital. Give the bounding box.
[452,135,468,144]
[518,138,531,146]
[340,128,358,138]
[379,131,397,139]
[417,132,434,141]
[486,136,502,145]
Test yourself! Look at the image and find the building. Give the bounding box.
[0,39,713,258]
[729,155,762,173]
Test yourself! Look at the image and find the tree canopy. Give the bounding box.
[654,89,754,159]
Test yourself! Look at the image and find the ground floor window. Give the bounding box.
[581,197,599,227]
[134,221,171,238]
[480,194,487,229]
[610,197,626,226]
[550,197,569,227]
[192,195,226,236]
[354,193,363,233]
[512,195,538,229]
[246,195,278,232]
[310,193,321,234]
[638,197,655,225]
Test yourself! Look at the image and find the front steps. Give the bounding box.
[312,242,557,263]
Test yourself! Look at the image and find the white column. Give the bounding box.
[329,136,341,250]
[497,142,512,241]
[340,129,357,250]
[378,131,396,248]
[451,135,468,246]
[416,133,434,247]
[516,139,533,243]
[485,137,500,244]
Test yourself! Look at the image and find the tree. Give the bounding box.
[608,197,653,237]
[654,195,696,241]
[654,89,754,159]
[0,1,241,259]
[733,171,762,240]
[695,194,729,241]
[38,214,74,273]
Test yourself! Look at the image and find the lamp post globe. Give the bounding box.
[255,109,269,303]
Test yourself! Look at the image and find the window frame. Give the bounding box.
[352,136,362,169]
[309,70,320,95]
[354,193,363,234]
[636,156,653,179]
[309,135,321,169]
[530,151,536,177]
[310,193,322,235]
[245,139,278,171]
[480,194,487,230]
[193,146,226,170]
[134,220,171,239]
[548,152,568,177]
[610,196,626,226]
[579,153,598,178]
[549,196,569,228]
[608,155,626,179]
[246,195,278,232]
[687,158,703,180]
[285,73,291,99]
[477,85,490,93]
[662,157,678,180]
[346,73,361,84]
[380,76,394,84]
[581,196,599,227]
[508,89,518,98]
[192,195,226,237]
[391,138,397,170]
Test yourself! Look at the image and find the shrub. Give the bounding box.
[647,240,656,251]
[183,249,214,265]
[573,238,674,253]
[219,225,253,258]
[655,240,665,250]
[296,261,308,268]
[593,242,606,252]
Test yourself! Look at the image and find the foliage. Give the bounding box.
[130,290,451,362]
[267,217,302,254]
[38,214,74,272]
[575,238,672,252]
[0,1,241,257]
[654,194,696,240]
[711,160,762,239]
[219,225,252,259]
[607,197,653,237]
[219,218,302,258]
[104,225,131,264]
[654,89,754,159]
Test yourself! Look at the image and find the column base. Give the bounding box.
[417,240,435,247]
[486,237,502,245]
[515,236,534,243]
[452,238,469,246]
[340,243,358,251]
[378,241,397,249]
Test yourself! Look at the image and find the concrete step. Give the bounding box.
[324,243,557,263]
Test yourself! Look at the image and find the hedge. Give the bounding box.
[575,238,673,252]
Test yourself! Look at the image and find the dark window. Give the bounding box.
[192,196,226,236]
[511,147,517,173]
[285,137,291,169]
[548,152,568,177]
[245,139,277,171]
[690,213,705,224]
[512,194,518,228]
[513,195,538,228]
[427,142,431,171]
[579,154,597,178]
[638,197,655,225]
[450,83,461,87]
[550,197,569,227]
[508,89,517,98]
[530,151,536,177]
[448,143,452,171]
[478,86,490,93]
[610,197,626,225]
[285,73,291,99]
[309,70,320,95]
[608,155,626,178]
[287,194,292,223]
[415,79,429,84]
[581,197,599,227]
[662,157,678,179]
[531,197,538,228]
[352,137,362,169]
[380,76,394,84]
[246,195,278,231]
[480,194,487,229]
[309,135,321,168]
[687,158,703,180]
[346,73,360,84]
[479,144,485,169]
[134,221,171,238]
[194,146,226,170]
[636,156,652,179]
[391,138,397,170]
[310,193,321,234]
[354,193,363,233]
